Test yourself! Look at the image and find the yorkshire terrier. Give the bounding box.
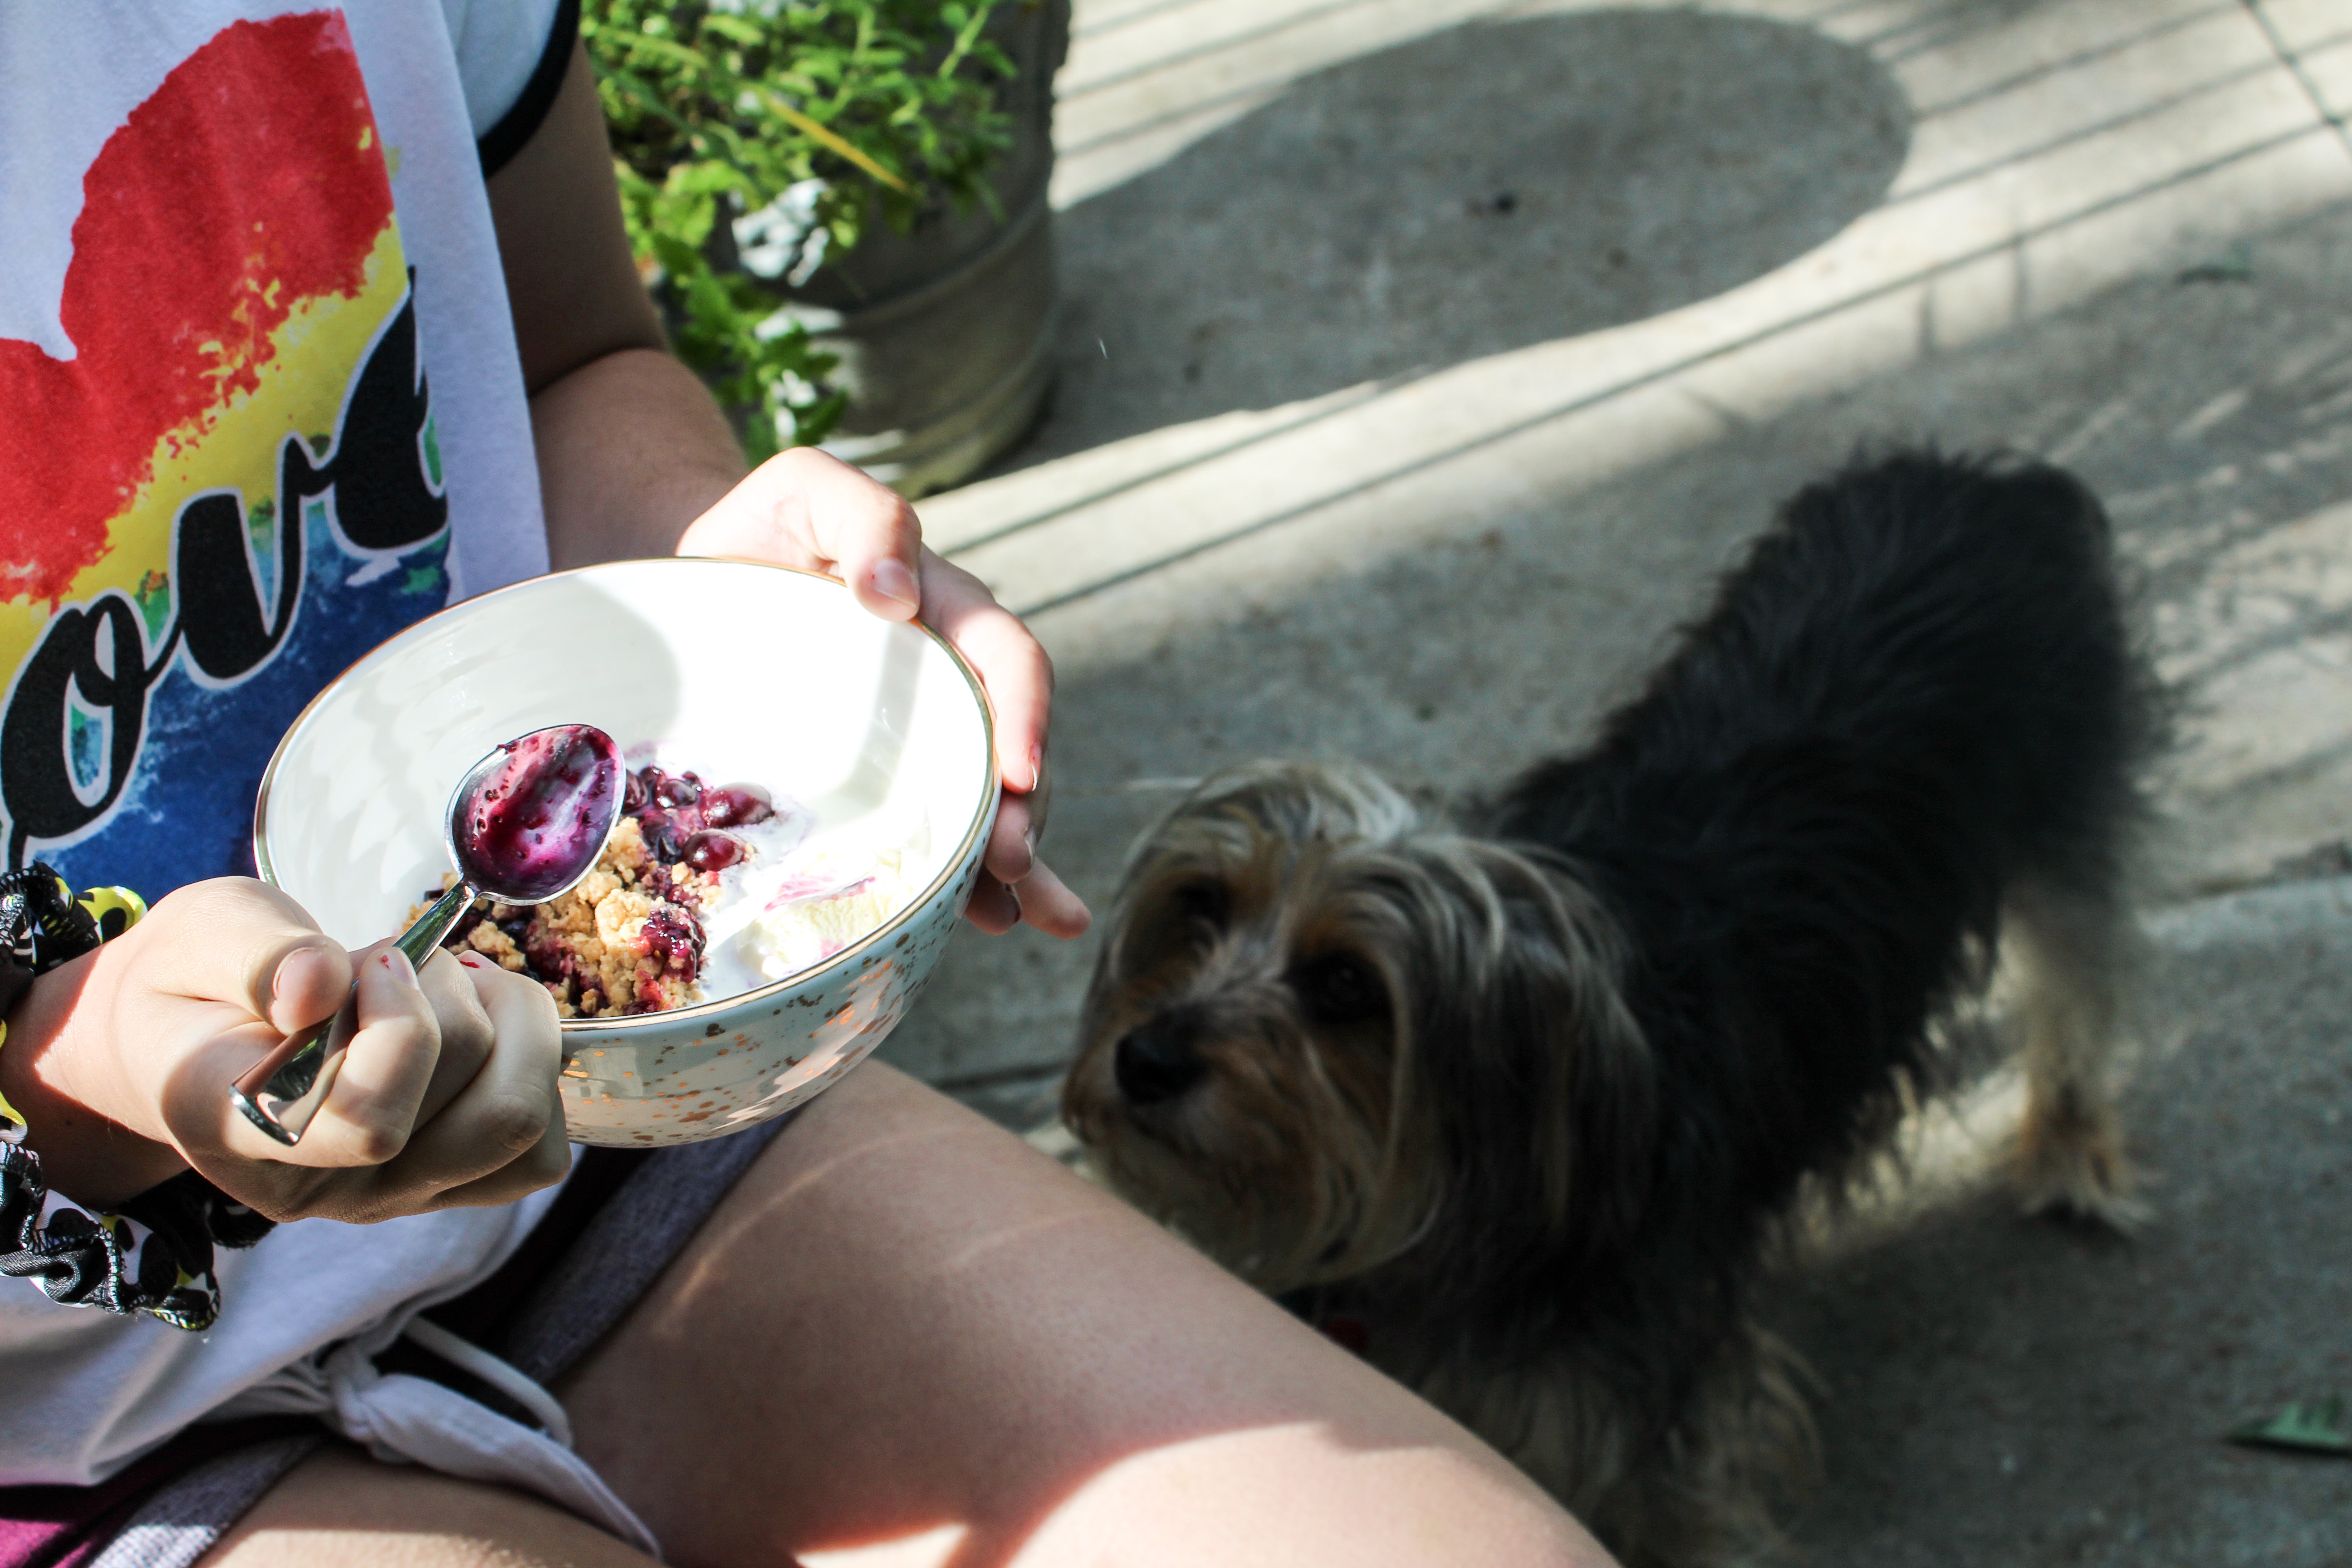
[1062,451,2156,1566]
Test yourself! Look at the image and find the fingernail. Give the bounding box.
[456,951,485,969]
[272,946,320,1001]
[380,949,416,985]
[1023,745,1042,793]
[871,557,920,613]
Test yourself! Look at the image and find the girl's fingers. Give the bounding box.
[686,469,1050,797]
[1010,858,1090,939]
[982,757,1054,877]
[964,874,1021,935]
[985,792,1039,887]
[123,877,353,1037]
[974,752,1087,938]
[676,447,924,623]
[382,958,566,1203]
[410,950,496,1128]
[262,942,349,1038]
[918,550,1052,797]
[963,859,1088,940]
[265,945,442,1170]
[430,1105,571,1211]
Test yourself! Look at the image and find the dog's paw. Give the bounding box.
[2012,1099,2148,1230]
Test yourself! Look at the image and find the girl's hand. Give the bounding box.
[675,446,1090,938]
[19,879,568,1222]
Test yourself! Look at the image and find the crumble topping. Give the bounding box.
[421,815,717,1017]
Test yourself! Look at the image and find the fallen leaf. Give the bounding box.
[2229,1398,2350,1455]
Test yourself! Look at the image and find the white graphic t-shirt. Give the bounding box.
[0,0,557,893]
[0,0,582,1489]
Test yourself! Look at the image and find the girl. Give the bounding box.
[0,5,1607,1564]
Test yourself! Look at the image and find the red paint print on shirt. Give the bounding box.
[0,10,395,604]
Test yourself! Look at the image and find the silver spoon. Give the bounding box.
[232,724,624,1147]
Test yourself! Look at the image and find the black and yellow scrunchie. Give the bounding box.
[0,867,272,1331]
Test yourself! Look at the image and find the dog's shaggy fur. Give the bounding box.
[1062,451,2157,1565]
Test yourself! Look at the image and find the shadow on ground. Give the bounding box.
[999,8,1911,469]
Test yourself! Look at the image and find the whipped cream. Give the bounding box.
[696,810,931,996]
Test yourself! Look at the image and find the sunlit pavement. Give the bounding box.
[884,2,2352,1559]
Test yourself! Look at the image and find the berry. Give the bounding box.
[685,830,745,872]
[637,808,685,862]
[642,909,704,981]
[701,783,775,828]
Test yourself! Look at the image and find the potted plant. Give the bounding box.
[586,0,1068,493]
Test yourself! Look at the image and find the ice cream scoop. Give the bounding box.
[231,724,623,1146]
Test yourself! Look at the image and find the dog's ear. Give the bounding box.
[1399,844,1656,1337]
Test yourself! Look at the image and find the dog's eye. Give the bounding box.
[1170,879,1230,932]
[1291,954,1388,1025]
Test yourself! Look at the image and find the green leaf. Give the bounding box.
[585,0,1021,443]
[2229,1399,2351,1455]
[601,28,710,73]
[701,15,764,46]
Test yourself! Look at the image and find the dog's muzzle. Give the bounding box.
[1114,1017,1207,1105]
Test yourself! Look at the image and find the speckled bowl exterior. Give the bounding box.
[254,559,999,1147]
[553,818,988,1144]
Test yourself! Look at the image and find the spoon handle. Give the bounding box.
[230,882,480,1147]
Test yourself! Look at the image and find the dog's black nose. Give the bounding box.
[1114,1021,1206,1105]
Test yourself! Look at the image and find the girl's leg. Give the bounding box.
[554,1061,1609,1568]
[201,1444,655,1567]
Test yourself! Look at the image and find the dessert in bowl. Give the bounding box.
[254,559,999,1147]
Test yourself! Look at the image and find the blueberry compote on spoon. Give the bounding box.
[457,726,628,901]
[231,725,624,1147]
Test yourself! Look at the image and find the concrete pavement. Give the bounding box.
[878,0,2352,1558]
[1767,876,2352,1566]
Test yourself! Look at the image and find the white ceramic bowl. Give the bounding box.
[254,559,998,1147]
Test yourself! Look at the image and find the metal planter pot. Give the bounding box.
[776,0,1068,497]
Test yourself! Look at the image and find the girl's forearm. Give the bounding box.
[531,348,750,569]
[1,954,187,1208]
